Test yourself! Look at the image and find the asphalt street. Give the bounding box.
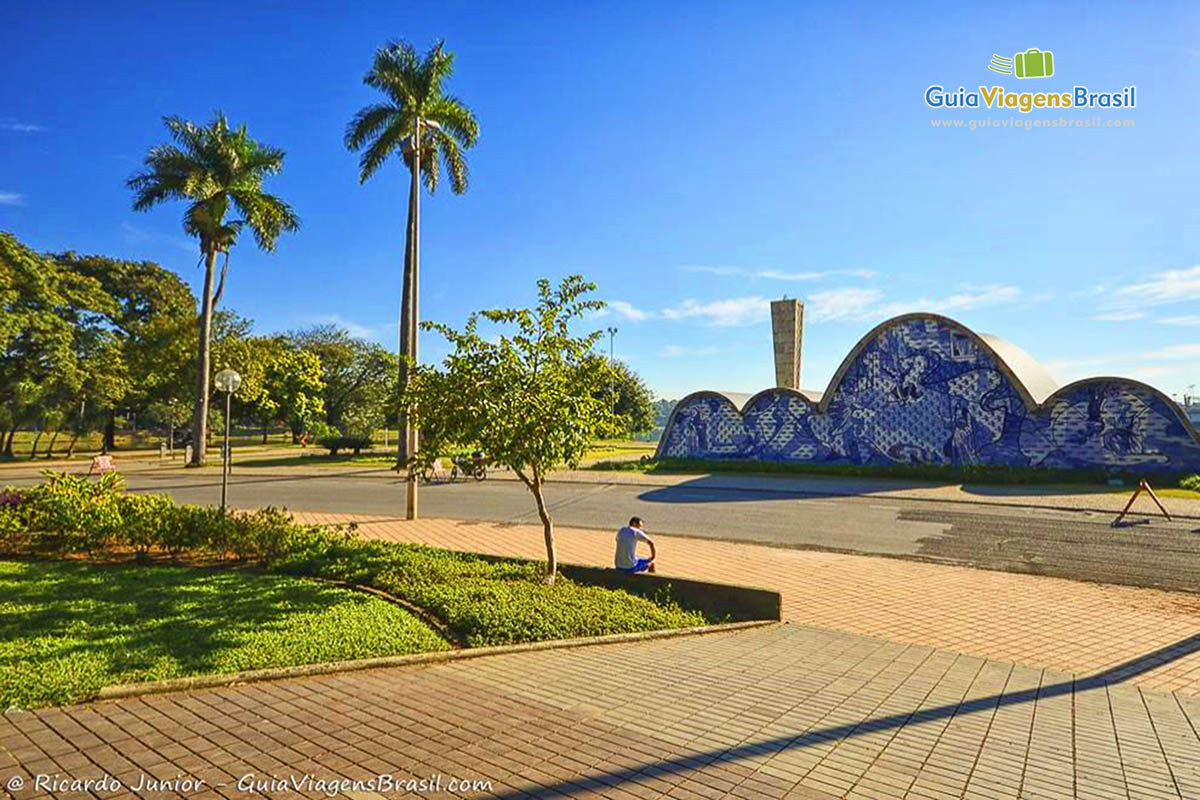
[8,466,1196,592]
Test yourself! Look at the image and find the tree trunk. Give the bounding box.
[29,430,42,459]
[531,477,557,582]
[2,426,15,458]
[395,218,413,466]
[191,250,217,466]
[261,426,268,445]
[45,429,59,458]
[396,144,420,470]
[103,410,116,452]
[66,431,80,458]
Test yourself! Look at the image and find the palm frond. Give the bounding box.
[345,102,401,151]
[356,117,410,183]
[424,95,479,148]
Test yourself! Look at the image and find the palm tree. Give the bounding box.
[128,113,299,466]
[345,39,479,519]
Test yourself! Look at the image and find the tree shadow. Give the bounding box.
[0,561,377,679]
[487,632,1200,798]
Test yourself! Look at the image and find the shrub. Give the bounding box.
[231,507,298,565]
[316,435,373,456]
[1182,474,1200,492]
[0,489,26,553]
[118,494,175,560]
[21,471,125,553]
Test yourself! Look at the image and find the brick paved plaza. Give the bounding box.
[298,514,1200,696]
[5,515,1200,799]
[4,624,1200,799]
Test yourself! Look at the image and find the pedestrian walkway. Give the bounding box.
[294,513,1200,696]
[5,625,1200,799]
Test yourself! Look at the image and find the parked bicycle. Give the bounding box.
[419,451,488,483]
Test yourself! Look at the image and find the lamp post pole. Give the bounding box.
[214,368,242,514]
[607,326,618,363]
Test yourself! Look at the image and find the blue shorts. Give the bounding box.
[620,557,652,574]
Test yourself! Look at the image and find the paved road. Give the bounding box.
[9,467,1196,592]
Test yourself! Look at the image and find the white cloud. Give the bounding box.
[680,265,744,277]
[595,300,652,322]
[1145,343,1200,360]
[1045,343,1200,377]
[920,284,1021,313]
[659,344,720,358]
[661,296,770,327]
[308,314,378,340]
[0,191,23,206]
[807,284,1020,323]
[0,120,44,133]
[808,287,885,322]
[1111,265,1200,307]
[1090,310,1147,322]
[120,221,195,252]
[1158,315,1200,327]
[680,265,878,281]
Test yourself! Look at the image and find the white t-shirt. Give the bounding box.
[614,525,651,569]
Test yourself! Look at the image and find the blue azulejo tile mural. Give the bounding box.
[658,315,1200,473]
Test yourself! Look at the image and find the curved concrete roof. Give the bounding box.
[658,312,1200,459]
[976,332,1059,404]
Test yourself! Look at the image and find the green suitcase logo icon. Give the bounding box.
[1014,48,1054,78]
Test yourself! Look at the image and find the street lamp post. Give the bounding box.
[214,368,242,513]
[607,326,618,363]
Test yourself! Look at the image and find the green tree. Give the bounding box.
[127,113,299,465]
[214,334,325,444]
[286,325,396,436]
[0,233,123,457]
[263,349,326,443]
[403,276,619,581]
[594,359,656,436]
[52,253,196,450]
[344,39,480,484]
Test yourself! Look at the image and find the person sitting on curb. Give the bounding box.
[614,516,656,574]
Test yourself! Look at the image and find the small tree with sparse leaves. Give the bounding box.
[402,276,621,582]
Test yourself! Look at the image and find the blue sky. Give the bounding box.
[3,1,1199,401]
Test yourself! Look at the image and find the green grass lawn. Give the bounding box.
[274,539,714,647]
[232,452,397,468]
[0,560,450,709]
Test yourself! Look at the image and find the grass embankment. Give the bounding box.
[0,474,718,709]
[0,560,448,709]
[588,457,1200,498]
[273,539,710,648]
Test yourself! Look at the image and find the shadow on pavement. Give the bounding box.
[123,468,402,494]
[488,632,1200,798]
[635,475,937,505]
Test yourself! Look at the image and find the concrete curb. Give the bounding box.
[93,620,776,702]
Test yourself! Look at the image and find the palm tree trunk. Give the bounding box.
[402,120,421,520]
[191,249,217,466]
[395,196,414,467]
